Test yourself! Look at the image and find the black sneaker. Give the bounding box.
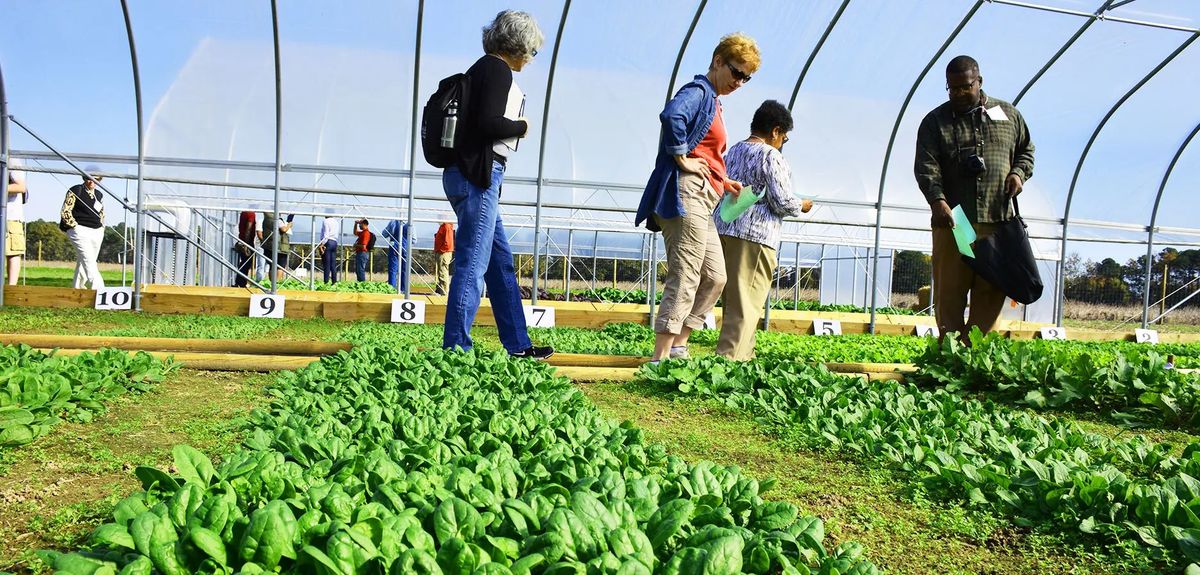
[510,345,554,360]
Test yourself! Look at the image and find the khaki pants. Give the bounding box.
[932,223,1006,337]
[5,220,25,256]
[716,235,776,360]
[435,251,453,293]
[654,171,726,334]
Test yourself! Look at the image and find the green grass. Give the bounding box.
[13,266,125,289]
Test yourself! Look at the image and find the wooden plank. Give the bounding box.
[39,348,320,372]
[554,366,637,382]
[824,362,917,374]
[547,353,647,368]
[3,334,349,356]
[3,285,95,308]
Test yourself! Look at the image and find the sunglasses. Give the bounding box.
[726,62,752,83]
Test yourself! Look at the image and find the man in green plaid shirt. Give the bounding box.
[915,55,1035,342]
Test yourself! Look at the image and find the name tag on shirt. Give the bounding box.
[986,106,1009,122]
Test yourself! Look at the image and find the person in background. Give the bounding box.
[635,33,760,363]
[5,158,28,286]
[354,219,372,282]
[234,210,257,288]
[260,211,292,282]
[60,168,107,289]
[434,221,455,295]
[915,55,1035,343]
[383,219,409,292]
[715,100,812,360]
[318,215,340,284]
[441,10,552,360]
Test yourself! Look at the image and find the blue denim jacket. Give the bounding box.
[636,74,718,232]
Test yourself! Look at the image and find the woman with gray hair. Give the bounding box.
[441,10,553,360]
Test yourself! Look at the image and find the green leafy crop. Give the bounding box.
[45,347,878,574]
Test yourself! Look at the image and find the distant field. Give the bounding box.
[9,264,125,288]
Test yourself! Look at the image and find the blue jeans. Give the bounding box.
[322,240,338,283]
[387,247,408,292]
[355,251,369,281]
[442,162,531,353]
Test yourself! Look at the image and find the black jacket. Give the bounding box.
[455,55,528,189]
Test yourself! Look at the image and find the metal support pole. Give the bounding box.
[564,228,573,300]
[1013,0,1117,106]
[793,241,801,309]
[269,0,283,294]
[788,0,851,111]
[591,230,599,291]
[403,0,424,298]
[0,59,9,305]
[869,1,985,333]
[531,0,571,305]
[120,0,149,309]
[10,116,266,290]
[648,236,659,327]
[1055,32,1197,325]
[1142,121,1200,327]
[308,215,316,290]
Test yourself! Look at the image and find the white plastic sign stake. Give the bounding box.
[812,319,842,336]
[915,325,939,338]
[1135,328,1159,344]
[249,294,285,319]
[1039,326,1067,340]
[94,287,133,310]
[702,312,717,330]
[524,305,556,328]
[390,299,427,324]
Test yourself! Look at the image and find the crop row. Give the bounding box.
[918,330,1200,430]
[643,357,1200,568]
[1,345,175,448]
[44,347,878,574]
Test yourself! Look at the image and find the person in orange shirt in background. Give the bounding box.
[434,221,455,295]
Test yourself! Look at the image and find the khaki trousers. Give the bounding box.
[716,235,776,360]
[435,251,453,293]
[654,171,726,334]
[932,223,1006,337]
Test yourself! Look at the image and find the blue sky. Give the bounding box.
[3,0,1200,266]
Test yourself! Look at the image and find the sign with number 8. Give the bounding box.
[391,299,427,324]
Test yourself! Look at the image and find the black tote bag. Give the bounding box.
[961,198,1044,304]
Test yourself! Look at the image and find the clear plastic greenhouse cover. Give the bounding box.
[4,0,1200,316]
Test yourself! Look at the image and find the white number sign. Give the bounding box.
[915,325,939,338]
[524,305,556,328]
[94,287,133,310]
[1039,326,1067,340]
[702,312,717,330]
[1135,328,1159,344]
[249,294,285,319]
[812,319,842,336]
[390,299,427,324]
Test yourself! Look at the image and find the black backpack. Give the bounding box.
[365,231,378,251]
[421,73,471,168]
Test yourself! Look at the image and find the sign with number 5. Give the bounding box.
[249,294,285,319]
[391,299,427,324]
[812,319,842,336]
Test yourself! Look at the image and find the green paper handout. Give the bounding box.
[951,205,977,258]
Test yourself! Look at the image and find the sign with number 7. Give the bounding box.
[524,305,556,328]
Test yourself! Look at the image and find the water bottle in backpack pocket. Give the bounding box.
[421,73,471,168]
